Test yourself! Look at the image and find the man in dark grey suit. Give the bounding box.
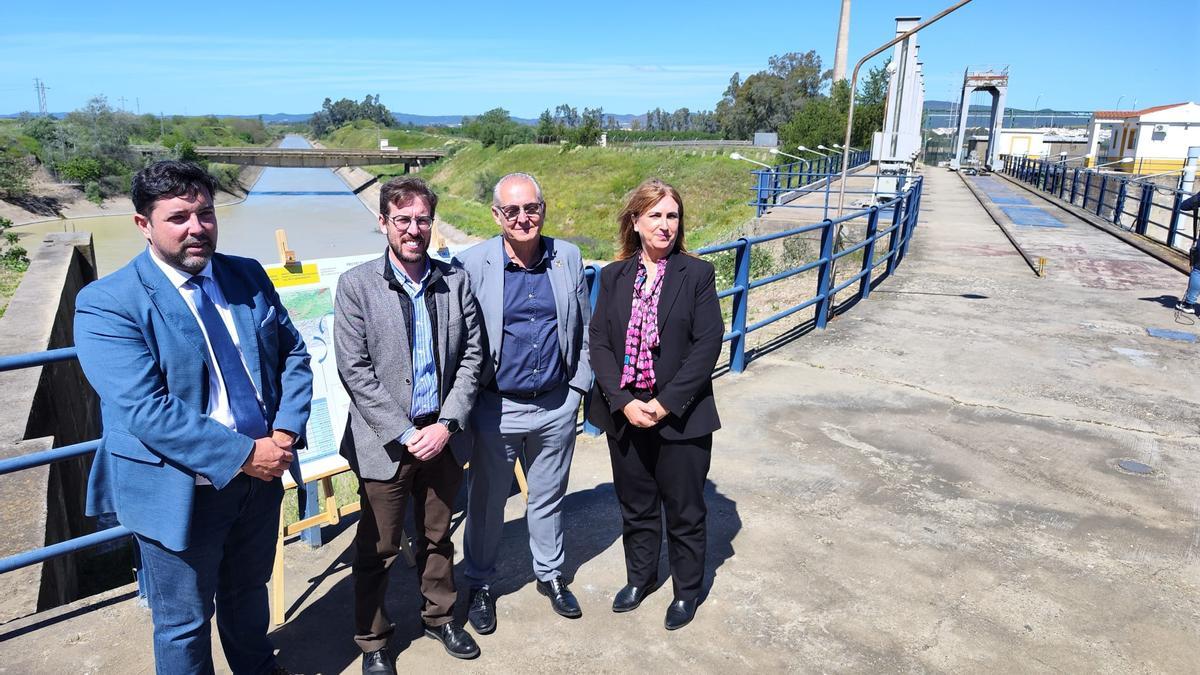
[334,177,484,673]
[455,173,592,633]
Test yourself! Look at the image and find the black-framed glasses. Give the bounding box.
[387,214,434,230]
[495,202,544,221]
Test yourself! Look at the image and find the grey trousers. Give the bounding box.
[464,382,581,586]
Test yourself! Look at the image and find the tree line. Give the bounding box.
[0,96,277,203]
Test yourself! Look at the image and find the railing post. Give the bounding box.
[885,195,903,277]
[1135,183,1154,236]
[754,169,771,217]
[1070,168,1079,204]
[1097,175,1108,217]
[858,206,881,301]
[729,240,751,373]
[899,184,919,260]
[582,265,603,435]
[814,220,836,329]
[1083,171,1093,209]
[1113,179,1128,227]
[1166,191,1183,249]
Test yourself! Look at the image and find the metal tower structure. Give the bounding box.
[34,78,48,116]
[873,16,925,167]
[949,66,1008,171]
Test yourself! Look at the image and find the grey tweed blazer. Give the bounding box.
[334,252,484,480]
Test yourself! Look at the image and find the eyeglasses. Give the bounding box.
[495,202,544,221]
[387,214,434,230]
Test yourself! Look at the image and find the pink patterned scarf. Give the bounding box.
[619,256,669,391]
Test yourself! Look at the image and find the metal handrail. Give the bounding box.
[998,154,1194,252]
[748,150,873,217]
[0,174,925,582]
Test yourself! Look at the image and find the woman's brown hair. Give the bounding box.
[616,178,689,260]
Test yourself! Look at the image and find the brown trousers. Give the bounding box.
[353,446,462,653]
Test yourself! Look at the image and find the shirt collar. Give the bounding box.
[389,256,430,290]
[505,241,552,271]
[147,246,212,290]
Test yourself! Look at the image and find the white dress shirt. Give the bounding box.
[147,248,262,485]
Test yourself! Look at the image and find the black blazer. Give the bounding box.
[587,253,724,440]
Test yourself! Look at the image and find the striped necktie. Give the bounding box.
[188,275,269,439]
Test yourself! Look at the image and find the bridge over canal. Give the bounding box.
[133,145,446,168]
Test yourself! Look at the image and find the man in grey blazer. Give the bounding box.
[455,172,592,633]
[335,177,484,673]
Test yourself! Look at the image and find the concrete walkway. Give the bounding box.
[2,168,1198,673]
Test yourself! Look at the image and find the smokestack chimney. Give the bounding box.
[833,0,851,82]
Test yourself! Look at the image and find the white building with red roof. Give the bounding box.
[1084,102,1200,174]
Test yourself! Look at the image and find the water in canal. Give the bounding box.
[20,135,387,275]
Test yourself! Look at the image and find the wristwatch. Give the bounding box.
[438,418,461,433]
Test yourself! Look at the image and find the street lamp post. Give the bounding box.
[731,152,777,214]
[769,147,805,162]
[729,152,772,169]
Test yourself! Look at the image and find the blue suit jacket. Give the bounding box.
[74,250,313,551]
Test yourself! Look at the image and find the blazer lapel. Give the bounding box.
[136,251,211,367]
[481,237,506,366]
[436,268,450,387]
[544,238,570,359]
[213,258,263,393]
[614,257,638,335]
[656,255,687,332]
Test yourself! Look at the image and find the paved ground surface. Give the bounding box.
[2,168,1198,673]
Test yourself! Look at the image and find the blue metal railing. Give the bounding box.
[0,174,924,584]
[998,154,1195,254]
[750,150,872,217]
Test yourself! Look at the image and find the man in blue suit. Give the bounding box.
[74,160,313,674]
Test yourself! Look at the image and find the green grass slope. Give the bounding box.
[428,143,761,259]
[319,124,764,259]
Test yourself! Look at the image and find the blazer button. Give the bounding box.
[404,378,411,384]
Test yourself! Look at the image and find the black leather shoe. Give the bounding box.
[536,577,582,618]
[423,622,481,660]
[664,598,697,630]
[612,581,654,613]
[467,587,496,634]
[361,648,396,675]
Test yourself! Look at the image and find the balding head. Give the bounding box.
[492,172,543,207]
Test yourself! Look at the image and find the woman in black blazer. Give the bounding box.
[587,178,724,630]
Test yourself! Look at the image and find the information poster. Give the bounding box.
[263,246,463,487]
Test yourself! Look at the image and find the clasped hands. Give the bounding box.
[242,429,297,481]
[623,398,668,429]
[406,423,451,461]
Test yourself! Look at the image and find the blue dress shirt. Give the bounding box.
[390,258,440,444]
[495,245,564,395]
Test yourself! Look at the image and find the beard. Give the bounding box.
[168,237,214,274]
[391,233,429,263]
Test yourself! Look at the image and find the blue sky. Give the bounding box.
[2,0,1197,117]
